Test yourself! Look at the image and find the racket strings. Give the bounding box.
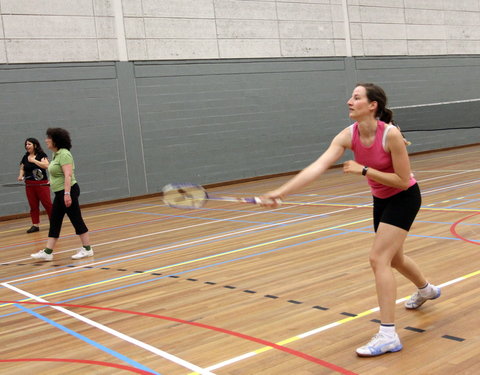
[162,185,208,209]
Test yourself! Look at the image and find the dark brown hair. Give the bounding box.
[46,128,72,150]
[356,83,393,123]
[24,137,45,155]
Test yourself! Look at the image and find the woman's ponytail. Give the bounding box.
[380,108,393,124]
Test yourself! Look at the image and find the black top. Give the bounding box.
[20,152,49,181]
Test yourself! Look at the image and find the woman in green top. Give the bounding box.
[31,128,94,261]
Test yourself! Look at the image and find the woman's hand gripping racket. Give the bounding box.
[161,183,280,209]
[3,170,50,188]
[2,178,50,188]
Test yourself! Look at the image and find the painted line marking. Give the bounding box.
[450,212,480,245]
[0,218,371,308]
[2,283,215,375]
[0,358,156,374]
[391,97,480,109]
[189,269,480,374]
[2,210,367,285]
[0,300,357,375]
[442,335,465,342]
[12,303,160,375]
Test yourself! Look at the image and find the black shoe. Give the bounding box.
[27,226,39,233]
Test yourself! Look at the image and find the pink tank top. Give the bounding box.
[351,121,416,198]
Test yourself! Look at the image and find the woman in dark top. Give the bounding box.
[18,137,52,233]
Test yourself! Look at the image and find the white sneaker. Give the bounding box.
[72,247,94,260]
[31,250,53,261]
[356,332,403,357]
[405,285,441,309]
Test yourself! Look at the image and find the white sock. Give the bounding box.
[379,324,396,338]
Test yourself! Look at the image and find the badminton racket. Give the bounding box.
[2,174,50,188]
[2,182,50,187]
[161,183,277,209]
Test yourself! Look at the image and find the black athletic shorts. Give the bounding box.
[373,183,421,232]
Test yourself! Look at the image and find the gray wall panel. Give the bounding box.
[135,59,349,191]
[1,56,479,218]
[353,56,480,148]
[116,61,148,196]
[0,63,127,217]
[0,62,116,83]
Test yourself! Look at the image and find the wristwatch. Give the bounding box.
[362,166,369,176]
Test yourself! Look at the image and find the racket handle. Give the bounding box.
[241,197,261,204]
[251,197,282,206]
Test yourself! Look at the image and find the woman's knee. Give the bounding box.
[369,249,397,271]
[368,254,387,271]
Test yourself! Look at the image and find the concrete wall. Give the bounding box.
[1,0,480,63]
[1,56,479,218]
[1,1,479,218]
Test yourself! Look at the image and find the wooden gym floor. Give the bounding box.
[0,144,479,375]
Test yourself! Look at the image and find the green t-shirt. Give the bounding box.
[48,148,77,192]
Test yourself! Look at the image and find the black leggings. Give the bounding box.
[373,183,421,232]
[48,183,88,238]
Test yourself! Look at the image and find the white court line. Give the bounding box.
[414,169,480,173]
[391,97,480,109]
[199,272,479,373]
[2,282,215,375]
[1,208,276,264]
[5,206,357,284]
[3,169,478,373]
[420,180,480,196]
[414,169,480,183]
[5,187,365,265]
[5,169,478,283]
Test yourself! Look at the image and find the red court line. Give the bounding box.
[450,212,480,245]
[2,300,357,375]
[0,358,154,374]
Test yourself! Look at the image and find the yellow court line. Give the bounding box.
[2,199,477,237]
[187,269,480,375]
[0,218,371,308]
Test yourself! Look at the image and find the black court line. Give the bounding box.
[5,263,466,342]
[405,326,425,333]
[442,335,465,342]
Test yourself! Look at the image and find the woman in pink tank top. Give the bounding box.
[261,83,440,357]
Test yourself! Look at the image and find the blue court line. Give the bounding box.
[2,217,470,320]
[135,204,319,217]
[442,199,480,209]
[0,215,289,282]
[1,224,287,284]
[1,230,350,319]
[314,222,465,241]
[105,209,271,224]
[1,212,328,284]
[4,214,466,286]
[4,207,470,287]
[1,203,470,314]
[108,208,318,224]
[336,228,463,241]
[13,303,160,375]
[421,178,480,196]
[13,212,332,286]
[417,220,480,226]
